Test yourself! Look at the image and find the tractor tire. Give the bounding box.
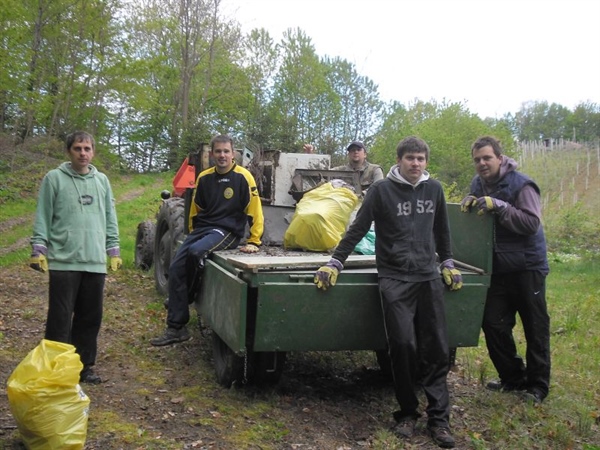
[212,331,245,388]
[153,197,185,296]
[134,220,155,271]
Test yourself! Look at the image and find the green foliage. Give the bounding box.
[513,100,599,142]
[3,0,596,176]
[568,102,600,142]
[370,100,514,191]
[268,28,334,150]
[113,173,171,268]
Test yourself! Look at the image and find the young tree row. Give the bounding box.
[499,100,600,143]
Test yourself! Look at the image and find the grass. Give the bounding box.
[455,253,600,450]
[0,171,172,268]
[517,141,600,254]
[109,173,172,267]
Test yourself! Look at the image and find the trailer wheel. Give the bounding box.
[375,348,393,380]
[153,197,185,295]
[253,351,287,385]
[134,220,155,271]
[212,332,245,387]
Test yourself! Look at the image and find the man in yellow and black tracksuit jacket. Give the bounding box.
[151,134,263,346]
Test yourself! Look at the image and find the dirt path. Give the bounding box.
[0,261,484,449]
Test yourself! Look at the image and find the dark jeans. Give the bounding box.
[46,270,105,367]
[482,270,551,397]
[167,227,239,329]
[379,277,451,428]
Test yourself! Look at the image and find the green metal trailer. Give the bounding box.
[195,203,494,387]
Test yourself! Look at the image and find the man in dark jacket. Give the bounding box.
[332,141,384,193]
[304,141,384,194]
[461,136,550,404]
[314,136,462,448]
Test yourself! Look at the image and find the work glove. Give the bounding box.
[460,195,478,213]
[239,243,260,254]
[30,244,48,273]
[107,247,122,271]
[440,259,463,291]
[314,258,343,291]
[109,256,123,271]
[476,196,508,216]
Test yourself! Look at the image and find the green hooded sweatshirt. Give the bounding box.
[31,162,120,273]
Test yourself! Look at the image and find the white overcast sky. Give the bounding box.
[221,0,600,119]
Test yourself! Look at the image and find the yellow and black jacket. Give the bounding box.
[189,163,263,246]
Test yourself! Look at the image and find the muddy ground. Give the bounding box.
[0,263,489,450]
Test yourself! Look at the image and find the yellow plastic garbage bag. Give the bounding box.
[6,339,90,450]
[284,181,359,251]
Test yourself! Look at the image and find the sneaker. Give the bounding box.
[151,326,191,346]
[428,426,455,448]
[391,418,416,438]
[520,389,544,405]
[486,380,526,392]
[80,367,102,384]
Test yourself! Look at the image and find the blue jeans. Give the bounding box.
[166,227,239,328]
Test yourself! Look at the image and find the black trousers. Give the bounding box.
[46,270,105,368]
[482,270,550,397]
[379,277,451,428]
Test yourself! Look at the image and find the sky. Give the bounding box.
[221,0,600,119]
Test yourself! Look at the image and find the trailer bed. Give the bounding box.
[195,203,494,386]
[212,251,376,272]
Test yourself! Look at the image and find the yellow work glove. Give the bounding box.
[30,244,48,273]
[460,195,478,213]
[314,259,343,291]
[30,254,48,273]
[109,256,123,271]
[440,259,463,291]
[239,243,260,253]
[476,196,508,216]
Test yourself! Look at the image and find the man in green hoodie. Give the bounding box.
[30,131,122,384]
